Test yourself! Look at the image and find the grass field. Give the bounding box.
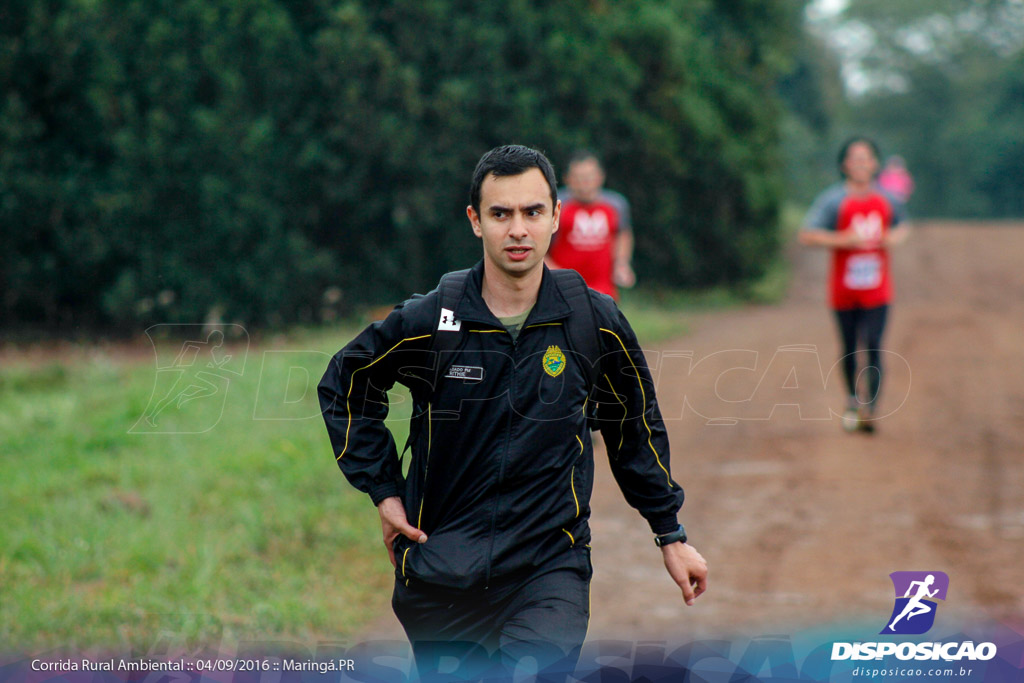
[0,325,404,652]
[0,270,789,652]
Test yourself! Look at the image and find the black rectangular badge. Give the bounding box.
[445,364,484,381]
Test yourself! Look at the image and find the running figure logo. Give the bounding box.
[881,571,950,635]
[131,324,249,434]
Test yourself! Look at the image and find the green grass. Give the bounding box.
[618,203,801,339]
[617,288,699,342]
[619,266,793,343]
[0,326,411,651]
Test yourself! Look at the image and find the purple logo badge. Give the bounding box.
[881,571,950,635]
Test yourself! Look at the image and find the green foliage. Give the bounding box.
[1,0,803,330]
[0,0,336,329]
[777,26,846,204]
[0,326,410,649]
[822,0,1024,218]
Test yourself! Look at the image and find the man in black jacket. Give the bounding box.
[318,145,707,680]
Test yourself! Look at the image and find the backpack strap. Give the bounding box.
[430,268,472,358]
[549,269,601,393]
[401,269,472,438]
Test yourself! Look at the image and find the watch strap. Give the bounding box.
[654,524,687,547]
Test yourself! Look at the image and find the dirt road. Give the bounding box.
[588,221,1024,640]
[364,222,1024,643]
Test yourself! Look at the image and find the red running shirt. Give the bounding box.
[549,198,620,298]
[804,184,906,311]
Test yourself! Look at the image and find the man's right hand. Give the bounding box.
[377,496,428,568]
[661,542,708,607]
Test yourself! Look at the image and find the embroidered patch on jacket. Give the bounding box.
[543,345,566,378]
[445,365,484,381]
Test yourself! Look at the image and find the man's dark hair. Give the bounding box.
[470,145,558,215]
[837,136,881,178]
[567,149,602,169]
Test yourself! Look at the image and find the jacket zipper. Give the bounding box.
[484,328,516,590]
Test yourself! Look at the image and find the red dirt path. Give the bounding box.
[586,220,1024,640]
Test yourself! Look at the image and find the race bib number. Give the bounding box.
[844,253,882,290]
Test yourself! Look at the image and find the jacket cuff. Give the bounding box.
[369,482,403,506]
[648,515,680,536]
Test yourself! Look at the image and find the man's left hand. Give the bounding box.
[661,542,708,606]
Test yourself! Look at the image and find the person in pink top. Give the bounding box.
[878,155,915,204]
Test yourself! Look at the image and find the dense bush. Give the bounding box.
[0,0,803,330]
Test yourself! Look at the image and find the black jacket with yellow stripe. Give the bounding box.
[318,261,684,590]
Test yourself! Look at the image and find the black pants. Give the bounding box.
[392,549,591,682]
[834,304,889,410]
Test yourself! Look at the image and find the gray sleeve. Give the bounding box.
[883,190,908,226]
[601,189,632,233]
[803,184,845,231]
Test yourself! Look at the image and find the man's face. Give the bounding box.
[842,142,879,185]
[467,168,560,279]
[565,158,605,203]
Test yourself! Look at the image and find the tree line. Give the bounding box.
[800,0,1024,217]
[1,0,805,330]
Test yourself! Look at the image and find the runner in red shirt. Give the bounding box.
[547,151,635,300]
[800,137,911,433]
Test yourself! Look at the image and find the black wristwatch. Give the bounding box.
[654,524,687,547]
